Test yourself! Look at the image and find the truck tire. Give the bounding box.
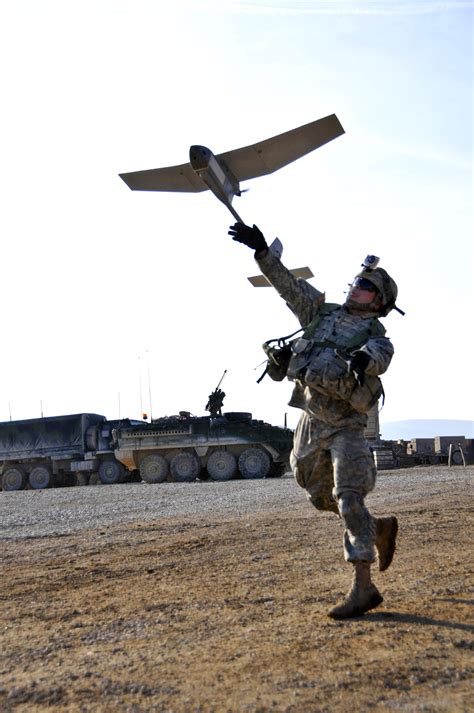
[451,450,464,466]
[2,466,27,491]
[29,465,52,489]
[238,448,271,479]
[207,450,237,481]
[140,454,169,483]
[85,425,99,451]
[98,460,124,485]
[170,452,200,482]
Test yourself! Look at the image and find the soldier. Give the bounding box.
[229,222,399,619]
[206,388,226,418]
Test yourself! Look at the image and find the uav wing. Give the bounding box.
[119,114,344,193]
[119,161,207,193]
[217,114,344,182]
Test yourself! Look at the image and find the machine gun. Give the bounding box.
[205,370,227,418]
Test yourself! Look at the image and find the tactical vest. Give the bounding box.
[261,303,386,413]
[303,302,385,346]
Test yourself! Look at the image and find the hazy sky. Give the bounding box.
[0,0,472,433]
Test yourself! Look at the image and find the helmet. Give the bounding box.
[353,266,398,317]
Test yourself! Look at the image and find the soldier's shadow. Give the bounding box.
[364,610,473,634]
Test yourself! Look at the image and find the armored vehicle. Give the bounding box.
[112,411,293,483]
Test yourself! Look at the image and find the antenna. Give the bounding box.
[138,356,143,418]
[146,350,153,420]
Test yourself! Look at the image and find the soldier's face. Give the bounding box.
[346,279,383,313]
[348,285,379,305]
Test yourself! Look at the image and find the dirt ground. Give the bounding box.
[1,468,473,712]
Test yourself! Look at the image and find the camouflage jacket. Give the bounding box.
[256,250,394,429]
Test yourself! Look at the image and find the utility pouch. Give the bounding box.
[292,337,312,354]
[348,375,384,414]
[257,328,303,384]
[261,343,292,382]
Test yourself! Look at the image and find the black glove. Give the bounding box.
[349,351,371,387]
[228,223,268,253]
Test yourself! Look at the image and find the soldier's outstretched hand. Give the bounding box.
[228,223,268,253]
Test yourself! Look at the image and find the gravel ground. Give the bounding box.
[1,465,473,712]
[1,466,472,539]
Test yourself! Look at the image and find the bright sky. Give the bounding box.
[0,0,472,432]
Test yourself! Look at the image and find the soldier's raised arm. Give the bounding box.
[228,223,324,327]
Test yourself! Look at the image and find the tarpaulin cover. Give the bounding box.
[0,413,106,460]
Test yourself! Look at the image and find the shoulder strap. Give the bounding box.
[344,318,386,351]
[303,303,340,339]
[304,307,386,352]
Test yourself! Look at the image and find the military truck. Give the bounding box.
[0,413,140,491]
[112,411,293,483]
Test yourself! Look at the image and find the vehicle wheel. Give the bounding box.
[98,460,125,485]
[140,454,169,483]
[85,425,99,451]
[29,465,52,489]
[2,466,27,491]
[170,452,200,482]
[207,450,237,481]
[451,450,464,466]
[238,448,271,479]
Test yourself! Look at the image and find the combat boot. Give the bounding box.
[375,516,398,571]
[328,563,383,619]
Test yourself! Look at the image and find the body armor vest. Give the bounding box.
[287,304,385,414]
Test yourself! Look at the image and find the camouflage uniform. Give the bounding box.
[256,249,394,564]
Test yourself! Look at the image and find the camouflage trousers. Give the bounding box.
[290,412,377,563]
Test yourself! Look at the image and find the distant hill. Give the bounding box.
[380,419,473,441]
